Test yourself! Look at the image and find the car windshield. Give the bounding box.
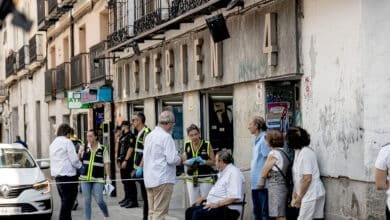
[0,148,36,168]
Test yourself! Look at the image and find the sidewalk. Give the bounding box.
[51,179,187,220]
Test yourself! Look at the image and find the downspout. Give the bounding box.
[70,15,74,57]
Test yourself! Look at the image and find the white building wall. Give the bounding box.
[300,0,390,218]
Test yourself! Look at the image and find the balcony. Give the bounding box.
[71,53,89,89]
[37,0,53,31]
[17,45,29,72]
[5,53,16,79]
[134,0,169,35]
[56,62,70,98]
[48,0,75,20]
[45,69,56,102]
[29,34,45,71]
[107,0,230,52]
[0,80,8,103]
[89,41,107,84]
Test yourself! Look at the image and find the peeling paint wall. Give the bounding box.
[301,0,390,218]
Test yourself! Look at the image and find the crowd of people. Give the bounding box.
[49,111,328,220]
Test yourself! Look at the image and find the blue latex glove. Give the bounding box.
[136,166,143,178]
[195,156,206,165]
[185,158,197,166]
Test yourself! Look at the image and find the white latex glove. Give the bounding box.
[106,176,112,185]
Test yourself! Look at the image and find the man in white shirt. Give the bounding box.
[49,123,82,220]
[375,144,390,218]
[143,111,184,220]
[185,151,245,220]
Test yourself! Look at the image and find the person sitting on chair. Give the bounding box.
[185,151,245,220]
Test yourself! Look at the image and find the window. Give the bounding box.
[0,148,36,168]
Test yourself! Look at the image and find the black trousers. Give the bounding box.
[120,167,137,203]
[56,176,79,220]
[185,204,240,220]
[136,178,148,220]
[386,205,390,220]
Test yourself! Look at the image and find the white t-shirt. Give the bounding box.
[375,145,390,207]
[269,149,284,171]
[292,147,325,202]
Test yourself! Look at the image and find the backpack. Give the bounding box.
[273,149,294,207]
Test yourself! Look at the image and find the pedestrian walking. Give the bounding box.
[183,124,215,205]
[131,112,151,220]
[15,135,28,148]
[248,116,271,220]
[79,129,111,220]
[117,120,138,208]
[259,130,290,220]
[286,127,325,220]
[143,111,184,220]
[49,123,82,220]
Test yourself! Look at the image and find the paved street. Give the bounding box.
[50,174,186,220]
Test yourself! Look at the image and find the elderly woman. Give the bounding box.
[258,130,290,220]
[286,127,325,220]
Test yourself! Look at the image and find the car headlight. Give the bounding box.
[33,179,51,194]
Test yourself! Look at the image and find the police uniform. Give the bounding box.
[117,130,138,207]
[184,140,214,204]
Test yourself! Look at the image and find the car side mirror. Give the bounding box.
[39,161,50,169]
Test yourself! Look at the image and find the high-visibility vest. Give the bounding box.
[184,140,214,177]
[133,127,151,169]
[79,144,107,183]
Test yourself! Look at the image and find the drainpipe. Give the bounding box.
[70,15,74,57]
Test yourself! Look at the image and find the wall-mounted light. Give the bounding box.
[206,14,230,43]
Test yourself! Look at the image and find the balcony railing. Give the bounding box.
[48,0,75,19]
[169,0,211,18]
[134,0,169,35]
[17,45,29,71]
[0,80,8,99]
[37,0,53,31]
[89,41,107,83]
[48,0,58,15]
[71,53,89,89]
[56,62,70,95]
[6,53,16,78]
[45,69,56,101]
[29,34,45,64]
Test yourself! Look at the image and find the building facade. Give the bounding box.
[0,0,389,219]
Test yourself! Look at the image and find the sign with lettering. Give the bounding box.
[67,91,93,109]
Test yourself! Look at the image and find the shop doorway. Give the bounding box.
[93,105,105,143]
[202,92,234,154]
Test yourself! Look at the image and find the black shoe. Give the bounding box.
[72,200,78,211]
[124,201,139,208]
[226,0,244,10]
[119,198,128,205]
[120,200,131,207]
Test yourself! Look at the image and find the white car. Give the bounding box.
[0,143,52,219]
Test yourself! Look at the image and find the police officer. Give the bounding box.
[117,120,138,208]
[183,124,216,205]
[131,112,151,220]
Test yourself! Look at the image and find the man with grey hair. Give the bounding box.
[185,151,245,220]
[143,111,184,220]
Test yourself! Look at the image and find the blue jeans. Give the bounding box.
[252,189,269,220]
[81,182,109,220]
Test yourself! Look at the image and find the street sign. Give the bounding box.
[67,91,93,109]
